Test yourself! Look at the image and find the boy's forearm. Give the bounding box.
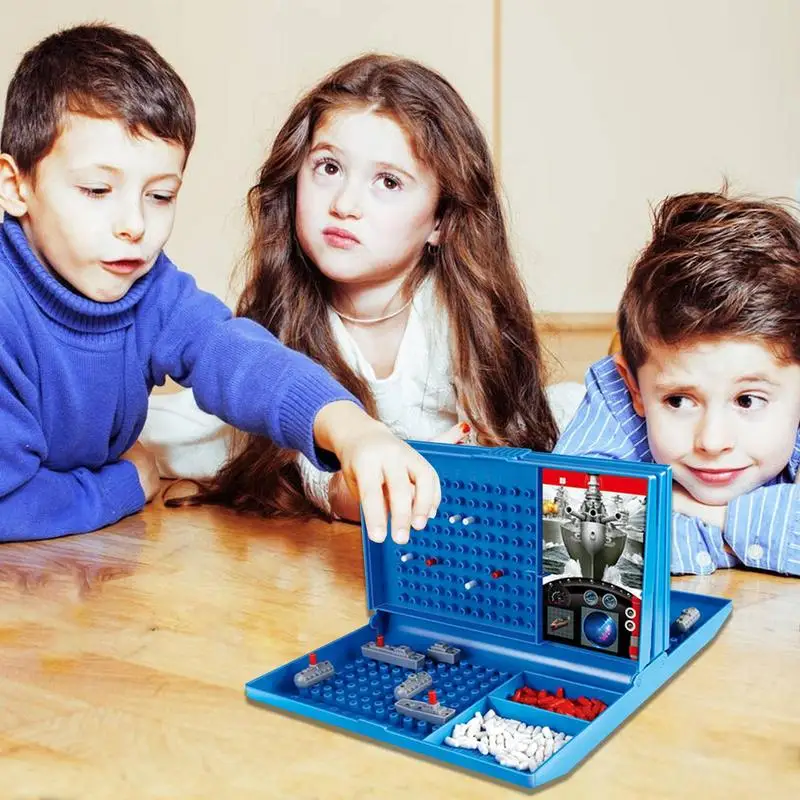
[162,314,358,470]
[149,270,358,471]
[671,512,737,574]
[0,461,145,541]
[725,484,800,575]
[671,483,800,576]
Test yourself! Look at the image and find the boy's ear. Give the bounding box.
[0,154,29,217]
[613,353,645,417]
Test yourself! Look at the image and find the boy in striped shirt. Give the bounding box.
[556,191,800,576]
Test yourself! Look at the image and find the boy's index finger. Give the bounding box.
[431,462,442,517]
[357,471,388,543]
[410,460,438,530]
[384,463,413,545]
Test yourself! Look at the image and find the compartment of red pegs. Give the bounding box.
[509,685,607,722]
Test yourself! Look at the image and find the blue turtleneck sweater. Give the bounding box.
[0,217,356,542]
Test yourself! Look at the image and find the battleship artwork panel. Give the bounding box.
[541,468,648,659]
[542,469,647,589]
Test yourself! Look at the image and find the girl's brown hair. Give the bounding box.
[619,189,800,374]
[183,54,557,518]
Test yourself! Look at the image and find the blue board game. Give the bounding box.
[246,443,732,789]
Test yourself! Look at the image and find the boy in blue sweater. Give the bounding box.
[557,191,800,576]
[0,24,439,545]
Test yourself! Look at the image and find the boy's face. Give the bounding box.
[7,113,184,302]
[618,338,800,506]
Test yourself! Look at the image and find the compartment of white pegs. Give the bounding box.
[425,695,580,774]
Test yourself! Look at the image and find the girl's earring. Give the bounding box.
[425,242,439,256]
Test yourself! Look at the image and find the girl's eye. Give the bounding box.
[378,173,402,191]
[736,394,767,410]
[79,186,109,198]
[313,158,340,177]
[149,192,176,204]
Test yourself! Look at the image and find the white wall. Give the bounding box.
[502,0,800,311]
[3,1,798,313]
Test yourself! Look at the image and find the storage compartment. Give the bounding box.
[490,670,623,723]
[425,691,585,777]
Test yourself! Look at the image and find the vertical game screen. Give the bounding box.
[541,469,648,659]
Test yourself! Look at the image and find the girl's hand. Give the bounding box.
[672,482,727,530]
[314,401,441,544]
[432,422,473,445]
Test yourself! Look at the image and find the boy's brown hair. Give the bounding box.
[618,189,800,373]
[1,23,195,175]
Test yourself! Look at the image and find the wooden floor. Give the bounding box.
[0,493,797,799]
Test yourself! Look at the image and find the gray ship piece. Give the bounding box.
[395,697,456,725]
[426,642,462,665]
[394,671,433,700]
[671,606,701,636]
[361,641,426,671]
[293,659,334,689]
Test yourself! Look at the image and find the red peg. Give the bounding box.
[428,690,438,705]
[376,634,385,647]
[425,557,438,567]
[491,569,504,579]
[309,652,317,665]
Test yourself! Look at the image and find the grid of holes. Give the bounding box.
[395,475,540,631]
[294,654,511,738]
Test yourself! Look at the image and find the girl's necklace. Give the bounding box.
[332,297,413,325]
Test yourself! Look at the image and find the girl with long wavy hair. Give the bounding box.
[142,54,576,522]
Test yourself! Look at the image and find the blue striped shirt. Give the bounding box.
[555,356,800,577]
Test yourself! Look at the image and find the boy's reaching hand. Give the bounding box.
[122,442,161,503]
[314,401,441,544]
[328,422,471,523]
